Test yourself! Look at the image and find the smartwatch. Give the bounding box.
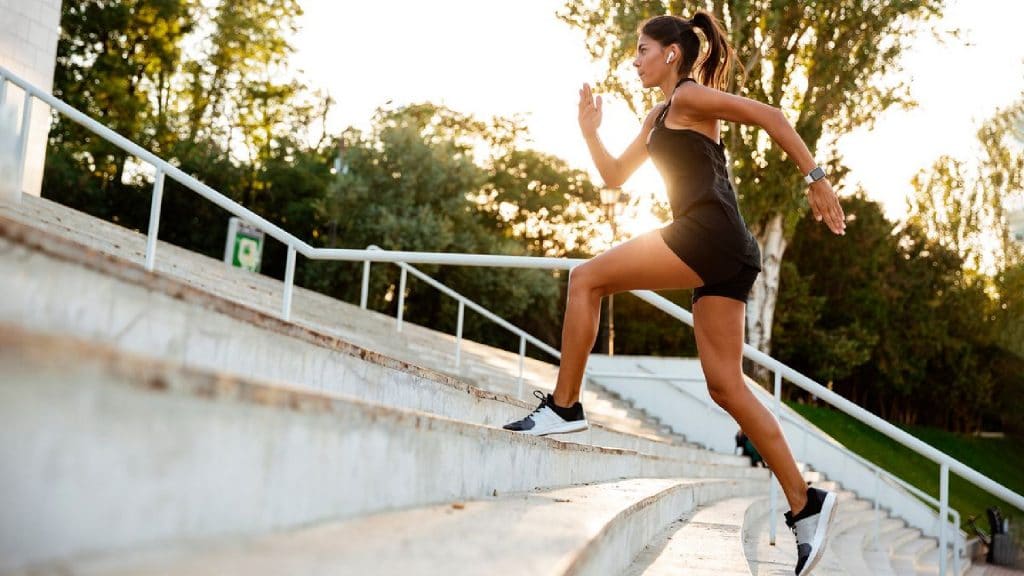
[805,166,826,185]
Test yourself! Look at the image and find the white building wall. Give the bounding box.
[0,0,62,197]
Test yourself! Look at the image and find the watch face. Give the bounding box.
[810,167,825,181]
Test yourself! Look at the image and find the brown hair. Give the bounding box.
[639,10,741,91]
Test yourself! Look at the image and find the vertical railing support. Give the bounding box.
[517,335,526,399]
[15,91,33,196]
[396,266,407,332]
[144,169,165,271]
[0,76,8,108]
[282,245,296,320]
[874,468,881,548]
[360,261,371,309]
[455,300,465,368]
[768,369,783,545]
[939,462,949,576]
[952,511,961,576]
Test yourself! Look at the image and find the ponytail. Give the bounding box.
[689,11,739,91]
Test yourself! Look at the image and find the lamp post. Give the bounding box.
[600,187,623,356]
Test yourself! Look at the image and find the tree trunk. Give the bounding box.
[746,212,787,356]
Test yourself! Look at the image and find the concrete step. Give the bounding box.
[11,477,765,576]
[0,326,771,573]
[0,195,689,445]
[915,542,971,576]
[832,508,888,575]
[0,218,749,471]
[894,537,938,575]
[888,527,926,555]
[626,495,766,575]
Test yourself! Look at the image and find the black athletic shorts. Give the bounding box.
[659,218,761,305]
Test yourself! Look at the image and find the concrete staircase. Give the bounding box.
[0,194,976,575]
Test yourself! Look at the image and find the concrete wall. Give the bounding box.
[0,0,62,197]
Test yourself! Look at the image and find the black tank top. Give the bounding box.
[646,77,761,270]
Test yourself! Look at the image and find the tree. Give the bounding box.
[44,0,330,274]
[303,103,609,350]
[558,0,948,358]
[775,192,883,399]
[46,0,198,216]
[909,98,1024,274]
[479,148,607,258]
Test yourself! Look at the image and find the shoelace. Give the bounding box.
[525,390,549,419]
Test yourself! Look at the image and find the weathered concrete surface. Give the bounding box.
[12,478,765,576]
[0,328,770,573]
[0,220,745,468]
[0,194,716,452]
[624,495,768,576]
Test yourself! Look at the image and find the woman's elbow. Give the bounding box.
[766,107,789,132]
[603,174,626,188]
[600,164,626,188]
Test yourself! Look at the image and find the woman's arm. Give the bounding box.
[578,83,661,188]
[674,83,846,235]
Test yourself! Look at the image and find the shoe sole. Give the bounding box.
[798,491,839,576]
[524,420,590,436]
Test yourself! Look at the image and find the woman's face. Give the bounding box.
[633,34,676,88]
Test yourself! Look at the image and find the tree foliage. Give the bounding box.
[779,191,1021,434]
[558,0,948,355]
[42,0,615,356]
[909,99,1024,273]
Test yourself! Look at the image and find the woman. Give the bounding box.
[503,10,844,575]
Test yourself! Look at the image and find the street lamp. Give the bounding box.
[600,187,623,356]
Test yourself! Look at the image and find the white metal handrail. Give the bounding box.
[3,65,1017,576]
[360,245,561,397]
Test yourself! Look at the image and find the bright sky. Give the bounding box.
[290,0,1024,238]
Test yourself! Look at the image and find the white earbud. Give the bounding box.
[665,52,675,64]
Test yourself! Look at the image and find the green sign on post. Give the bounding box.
[224,217,264,272]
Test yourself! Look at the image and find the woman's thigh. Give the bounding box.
[571,229,704,296]
[692,295,747,389]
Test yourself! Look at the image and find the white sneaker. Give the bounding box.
[785,487,839,575]
[502,390,589,436]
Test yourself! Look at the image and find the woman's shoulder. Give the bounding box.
[671,79,705,104]
[643,102,669,124]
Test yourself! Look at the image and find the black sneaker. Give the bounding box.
[502,390,589,436]
[785,486,839,575]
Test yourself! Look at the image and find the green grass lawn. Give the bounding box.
[785,401,1024,533]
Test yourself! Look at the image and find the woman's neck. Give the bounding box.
[660,74,684,102]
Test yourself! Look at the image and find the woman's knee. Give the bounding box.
[705,372,745,410]
[569,264,608,298]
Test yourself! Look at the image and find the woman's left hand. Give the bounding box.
[807,179,846,235]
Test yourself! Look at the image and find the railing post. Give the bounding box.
[939,462,949,576]
[360,261,371,309]
[144,169,165,271]
[0,76,7,108]
[768,369,783,545]
[396,266,407,332]
[282,245,296,320]
[15,90,33,196]
[874,468,881,548]
[517,335,526,399]
[952,511,961,576]
[455,300,465,369]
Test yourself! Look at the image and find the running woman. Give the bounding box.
[502,10,843,575]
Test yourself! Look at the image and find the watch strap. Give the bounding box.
[805,166,826,185]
